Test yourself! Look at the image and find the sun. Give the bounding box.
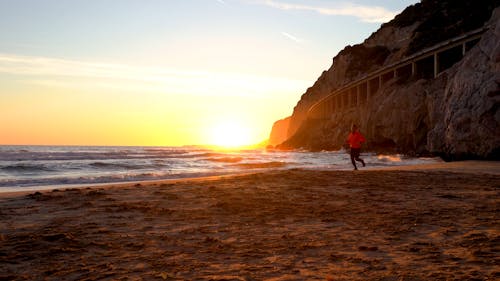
[209,120,253,148]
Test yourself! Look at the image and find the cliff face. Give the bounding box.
[427,12,500,159]
[270,0,500,160]
[268,117,290,146]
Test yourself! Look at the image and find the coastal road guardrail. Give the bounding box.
[307,27,488,119]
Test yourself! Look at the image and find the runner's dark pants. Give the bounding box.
[350,148,365,169]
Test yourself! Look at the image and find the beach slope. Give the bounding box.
[1,162,499,280]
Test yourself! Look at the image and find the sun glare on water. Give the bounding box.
[209,121,254,148]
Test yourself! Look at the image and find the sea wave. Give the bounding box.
[204,157,243,163]
[89,162,150,170]
[0,145,445,191]
[0,170,228,188]
[1,164,55,173]
[0,146,207,162]
[377,154,403,162]
[194,152,230,158]
[231,161,288,169]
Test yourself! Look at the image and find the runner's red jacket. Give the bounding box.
[347,131,366,149]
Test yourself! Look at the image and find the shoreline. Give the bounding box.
[0,172,256,199]
[1,160,498,199]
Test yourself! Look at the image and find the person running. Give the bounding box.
[346,124,366,170]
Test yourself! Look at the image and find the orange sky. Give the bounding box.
[0,0,415,147]
[0,67,307,146]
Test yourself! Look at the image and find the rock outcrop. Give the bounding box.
[270,0,500,160]
[268,117,290,146]
[427,11,500,160]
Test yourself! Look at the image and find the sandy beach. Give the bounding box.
[1,161,499,280]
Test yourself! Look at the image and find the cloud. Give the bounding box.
[281,32,303,44]
[0,53,202,82]
[258,0,398,23]
[0,53,310,97]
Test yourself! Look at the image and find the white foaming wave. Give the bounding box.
[0,168,236,190]
[377,154,402,162]
[0,146,446,192]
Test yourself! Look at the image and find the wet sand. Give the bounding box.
[1,162,499,280]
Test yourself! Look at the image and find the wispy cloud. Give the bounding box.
[258,0,398,23]
[0,53,203,82]
[0,53,309,97]
[281,32,303,44]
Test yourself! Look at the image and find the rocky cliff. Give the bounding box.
[268,117,290,146]
[269,0,500,160]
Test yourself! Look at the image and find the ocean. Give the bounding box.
[0,145,443,192]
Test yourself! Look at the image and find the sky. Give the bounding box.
[0,0,418,147]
